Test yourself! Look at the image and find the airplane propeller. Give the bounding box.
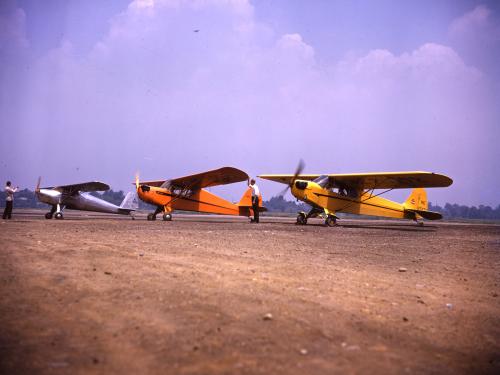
[278,159,305,197]
[35,176,41,193]
[135,172,140,190]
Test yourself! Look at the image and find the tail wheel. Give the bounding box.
[147,213,156,221]
[163,213,172,221]
[54,212,64,220]
[296,212,307,225]
[325,215,337,227]
[45,212,53,219]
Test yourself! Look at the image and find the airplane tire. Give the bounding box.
[45,212,53,219]
[325,216,336,227]
[163,213,172,221]
[296,212,307,225]
[55,212,64,220]
[147,213,155,221]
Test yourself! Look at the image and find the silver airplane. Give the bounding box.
[35,178,138,219]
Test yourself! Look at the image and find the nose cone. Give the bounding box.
[291,180,308,200]
[37,188,60,204]
[137,184,151,202]
[295,180,308,190]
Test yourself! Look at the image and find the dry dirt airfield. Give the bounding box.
[1,209,499,375]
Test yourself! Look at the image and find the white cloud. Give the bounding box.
[447,4,500,71]
[449,5,493,38]
[0,4,29,52]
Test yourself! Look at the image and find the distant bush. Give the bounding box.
[429,202,500,220]
[0,188,152,210]
[1,188,499,219]
[263,196,309,213]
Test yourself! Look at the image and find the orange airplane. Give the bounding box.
[135,167,265,221]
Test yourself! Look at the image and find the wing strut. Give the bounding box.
[335,187,394,213]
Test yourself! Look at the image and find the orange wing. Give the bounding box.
[139,167,249,190]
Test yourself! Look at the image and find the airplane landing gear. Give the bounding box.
[163,213,172,221]
[45,205,57,219]
[296,212,307,225]
[147,206,163,221]
[325,215,337,227]
[54,212,64,220]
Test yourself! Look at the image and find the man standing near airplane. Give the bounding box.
[3,181,19,220]
[249,179,260,223]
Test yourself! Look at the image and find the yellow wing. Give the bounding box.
[259,171,453,190]
[139,167,249,190]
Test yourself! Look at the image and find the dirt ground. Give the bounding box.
[0,210,499,375]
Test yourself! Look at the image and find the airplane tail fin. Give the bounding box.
[120,191,139,210]
[237,188,266,211]
[403,188,442,220]
[403,188,428,211]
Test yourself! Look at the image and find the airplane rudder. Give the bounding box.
[120,191,139,209]
[403,188,428,211]
[237,187,253,207]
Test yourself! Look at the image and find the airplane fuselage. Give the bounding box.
[137,185,252,217]
[291,180,417,220]
[36,190,131,215]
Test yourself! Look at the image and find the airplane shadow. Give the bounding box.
[263,221,436,232]
[338,224,437,232]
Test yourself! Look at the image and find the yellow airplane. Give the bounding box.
[259,162,452,226]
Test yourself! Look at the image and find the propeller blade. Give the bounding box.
[35,176,41,192]
[135,172,140,189]
[278,185,290,197]
[277,159,305,197]
[291,159,305,185]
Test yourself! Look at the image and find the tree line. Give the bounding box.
[1,189,499,220]
[264,196,500,220]
[0,188,152,210]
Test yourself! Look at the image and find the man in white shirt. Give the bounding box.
[3,181,19,220]
[249,179,260,223]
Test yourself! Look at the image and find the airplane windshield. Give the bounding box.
[313,175,330,188]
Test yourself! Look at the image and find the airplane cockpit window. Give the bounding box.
[337,185,358,197]
[313,175,330,188]
[347,187,359,198]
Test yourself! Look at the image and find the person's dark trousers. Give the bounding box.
[3,201,13,219]
[252,196,259,223]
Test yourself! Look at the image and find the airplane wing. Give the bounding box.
[259,171,453,190]
[52,181,110,195]
[165,167,249,190]
[135,179,166,187]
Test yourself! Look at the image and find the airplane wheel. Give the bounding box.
[163,213,172,221]
[325,216,337,227]
[54,212,64,220]
[45,212,53,219]
[147,213,156,221]
[296,212,307,225]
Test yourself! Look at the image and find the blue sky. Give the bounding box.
[1,0,499,206]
